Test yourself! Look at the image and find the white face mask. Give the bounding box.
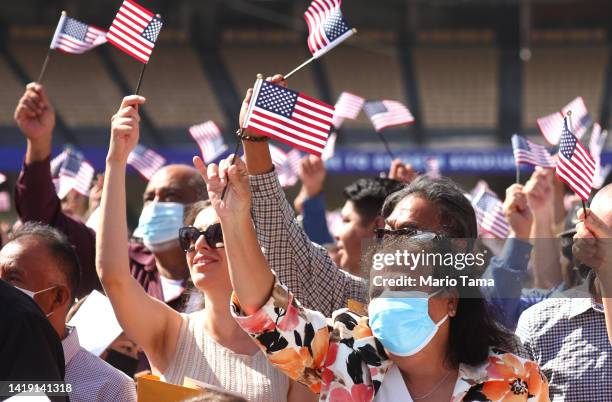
[14,285,57,318]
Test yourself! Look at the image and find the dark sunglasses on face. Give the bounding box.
[374,227,446,241]
[179,224,224,252]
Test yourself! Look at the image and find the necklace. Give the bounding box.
[411,370,453,400]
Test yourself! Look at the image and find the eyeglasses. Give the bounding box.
[178,224,223,252]
[374,227,445,241]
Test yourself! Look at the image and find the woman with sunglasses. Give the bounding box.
[198,155,550,402]
[96,96,315,402]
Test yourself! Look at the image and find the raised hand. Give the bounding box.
[193,154,251,219]
[108,96,145,164]
[503,184,533,239]
[14,83,55,142]
[298,155,326,197]
[388,159,417,183]
[524,167,554,213]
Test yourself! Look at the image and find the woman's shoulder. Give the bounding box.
[455,349,549,401]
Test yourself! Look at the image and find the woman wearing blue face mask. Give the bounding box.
[199,155,550,402]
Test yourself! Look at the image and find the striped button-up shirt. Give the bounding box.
[63,327,136,402]
[249,171,367,317]
[516,289,612,401]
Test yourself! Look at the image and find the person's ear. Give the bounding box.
[52,284,72,310]
[445,288,459,317]
[372,216,385,230]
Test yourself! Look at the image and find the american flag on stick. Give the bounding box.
[333,92,364,128]
[189,121,228,164]
[537,97,591,144]
[107,0,163,63]
[50,13,107,54]
[511,134,556,168]
[242,79,334,157]
[364,100,414,132]
[471,187,510,239]
[556,117,596,201]
[304,0,355,58]
[128,144,166,180]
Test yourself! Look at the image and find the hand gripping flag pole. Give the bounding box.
[220,73,264,201]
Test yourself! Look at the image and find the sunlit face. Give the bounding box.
[186,207,230,292]
[335,201,377,275]
[61,189,88,219]
[385,194,443,232]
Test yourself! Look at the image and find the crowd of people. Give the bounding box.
[1,74,611,402]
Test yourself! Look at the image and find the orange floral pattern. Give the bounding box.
[232,279,549,402]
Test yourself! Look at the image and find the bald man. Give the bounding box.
[14,83,206,309]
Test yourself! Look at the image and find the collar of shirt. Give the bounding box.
[568,297,604,319]
[62,326,80,366]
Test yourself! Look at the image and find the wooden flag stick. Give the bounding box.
[134,63,147,95]
[284,55,317,80]
[37,49,53,83]
[516,164,521,184]
[581,199,588,218]
[376,131,395,159]
[220,132,243,201]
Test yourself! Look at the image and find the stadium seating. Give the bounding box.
[0,58,25,126]
[523,46,608,128]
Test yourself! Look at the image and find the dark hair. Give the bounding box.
[11,222,81,297]
[368,235,513,367]
[344,177,404,224]
[183,200,213,226]
[382,176,477,241]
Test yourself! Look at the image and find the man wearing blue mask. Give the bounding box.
[14,84,206,310]
[0,222,136,402]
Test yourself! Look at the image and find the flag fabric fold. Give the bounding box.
[304,0,354,58]
[555,117,596,201]
[333,92,364,128]
[242,79,334,157]
[364,100,414,132]
[128,144,166,180]
[511,134,556,168]
[107,0,163,63]
[189,121,228,164]
[50,14,107,54]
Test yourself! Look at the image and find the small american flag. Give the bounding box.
[589,123,607,159]
[0,191,10,212]
[562,97,592,139]
[50,14,107,54]
[556,117,596,201]
[50,149,69,177]
[107,0,163,64]
[128,144,166,180]
[304,0,354,58]
[364,100,414,132]
[537,97,591,144]
[57,162,95,199]
[269,145,300,188]
[333,92,364,128]
[511,134,555,168]
[425,157,441,178]
[243,79,334,157]
[471,187,510,239]
[536,112,564,145]
[321,132,337,161]
[189,121,228,164]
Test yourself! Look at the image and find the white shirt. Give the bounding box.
[62,326,136,402]
[160,276,185,302]
[374,365,413,402]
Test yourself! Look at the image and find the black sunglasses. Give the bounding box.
[179,224,224,252]
[374,228,446,241]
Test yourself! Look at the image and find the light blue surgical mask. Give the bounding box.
[134,202,184,249]
[14,285,57,318]
[368,289,448,357]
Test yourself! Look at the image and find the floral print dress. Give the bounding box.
[231,278,550,402]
